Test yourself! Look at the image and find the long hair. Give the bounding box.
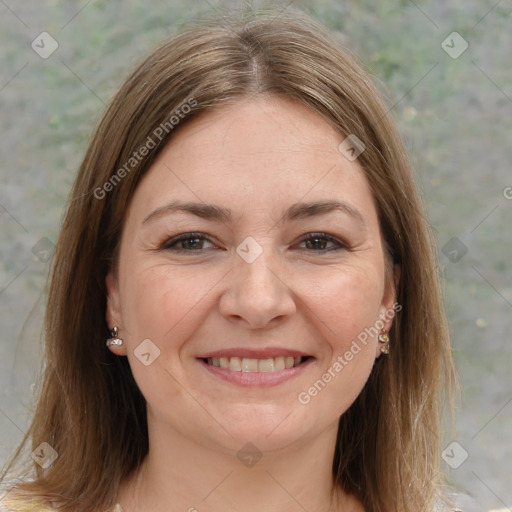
[1,8,456,512]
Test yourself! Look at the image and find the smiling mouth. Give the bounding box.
[202,356,311,373]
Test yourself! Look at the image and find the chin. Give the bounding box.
[205,405,320,454]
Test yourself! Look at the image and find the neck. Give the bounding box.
[117,414,361,512]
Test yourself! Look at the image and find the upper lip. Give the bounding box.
[196,348,312,359]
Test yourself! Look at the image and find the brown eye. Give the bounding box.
[177,237,204,250]
[161,233,215,252]
[297,233,347,252]
[304,237,329,250]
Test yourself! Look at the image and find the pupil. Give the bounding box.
[307,238,326,250]
[185,238,201,249]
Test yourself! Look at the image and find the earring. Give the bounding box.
[378,331,390,355]
[106,326,124,347]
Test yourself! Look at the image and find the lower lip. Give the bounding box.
[197,358,314,387]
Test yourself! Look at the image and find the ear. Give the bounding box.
[105,271,127,355]
[375,263,401,358]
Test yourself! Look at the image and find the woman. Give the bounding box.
[1,8,460,512]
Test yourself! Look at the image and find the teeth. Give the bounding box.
[242,358,258,372]
[206,355,305,372]
[274,356,285,371]
[258,358,274,372]
[229,357,242,371]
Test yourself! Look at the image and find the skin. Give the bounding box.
[106,96,398,512]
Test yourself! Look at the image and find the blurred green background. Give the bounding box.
[1,1,511,510]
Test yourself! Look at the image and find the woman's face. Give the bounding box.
[106,97,397,454]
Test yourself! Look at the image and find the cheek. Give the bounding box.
[117,264,213,410]
[295,264,382,412]
[300,262,383,344]
[119,262,219,343]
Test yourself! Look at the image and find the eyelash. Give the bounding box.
[160,232,348,253]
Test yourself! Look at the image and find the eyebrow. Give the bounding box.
[142,199,366,226]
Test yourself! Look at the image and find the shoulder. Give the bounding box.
[0,497,123,512]
[435,491,506,512]
[0,497,54,511]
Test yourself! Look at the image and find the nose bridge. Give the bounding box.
[234,234,276,277]
[236,238,285,296]
[220,238,295,327]
[241,248,281,290]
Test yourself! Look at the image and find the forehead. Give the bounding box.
[127,97,379,228]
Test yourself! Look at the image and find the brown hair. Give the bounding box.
[1,8,456,512]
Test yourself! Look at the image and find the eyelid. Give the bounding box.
[295,232,349,251]
[158,231,349,253]
[159,232,217,251]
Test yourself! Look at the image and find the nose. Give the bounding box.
[218,247,296,329]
